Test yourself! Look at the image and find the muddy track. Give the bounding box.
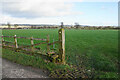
[1,58,49,78]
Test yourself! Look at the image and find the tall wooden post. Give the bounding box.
[31,36,34,52]
[47,35,50,53]
[58,22,65,64]
[14,35,18,48]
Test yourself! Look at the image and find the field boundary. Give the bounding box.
[1,25,66,64]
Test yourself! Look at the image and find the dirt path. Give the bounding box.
[1,58,49,78]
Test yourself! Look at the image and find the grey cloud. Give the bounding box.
[1,0,73,18]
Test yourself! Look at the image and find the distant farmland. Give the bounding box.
[2,29,118,78]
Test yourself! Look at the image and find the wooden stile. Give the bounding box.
[1,23,66,64]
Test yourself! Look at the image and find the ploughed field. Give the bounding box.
[2,29,118,78]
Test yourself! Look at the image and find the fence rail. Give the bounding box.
[1,35,59,52]
[19,42,48,48]
[48,41,59,45]
[2,41,14,43]
[0,36,47,41]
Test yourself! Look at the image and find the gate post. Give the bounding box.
[58,22,65,64]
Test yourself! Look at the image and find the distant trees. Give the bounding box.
[3,22,119,30]
[7,22,11,28]
[74,22,80,29]
[14,24,18,28]
[65,24,119,30]
[31,26,34,29]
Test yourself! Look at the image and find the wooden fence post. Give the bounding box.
[14,35,18,48]
[31,36,34,52]
[47,35,50,53]
[58,22,65,64]
[2,35,5,46]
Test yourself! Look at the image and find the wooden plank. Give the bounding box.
[52,54,59,58]
[51,54,59,63]
[47,51,55,56]
[17,37,30,39]
[33,42,47,46]
[3,41,14,43]
[17,37,46,41]
[3,45,14,48]
[1,36,14,38]
[0,36,46,41]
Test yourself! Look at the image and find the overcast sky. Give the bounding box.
[0,0,119,26]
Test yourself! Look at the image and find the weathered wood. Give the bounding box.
[51,54,59,63]
[31,36,34,52]
[1,27,66,64]
[3,41,14,43]
[14,35,18,48]
[58,28,65,64]
[47,51,55,56]
[17,37,46,41]
[1,36,14,38]
[0,36,46,41]
[17,37,30,39]
[47,35,50,54]
[3,45,15,48]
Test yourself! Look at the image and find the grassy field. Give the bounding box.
[2,29,118,78]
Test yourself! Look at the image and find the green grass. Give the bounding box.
[2,48,69,71]
[2,29,118,78]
